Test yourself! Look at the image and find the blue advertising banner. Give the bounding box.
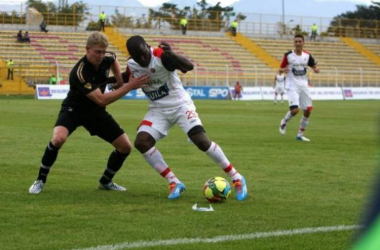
[185,86,230,99]
[120,86,231,100]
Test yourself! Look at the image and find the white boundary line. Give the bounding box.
[71,225,361,250]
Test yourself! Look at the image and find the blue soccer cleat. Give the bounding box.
[168,182,186,199]
[233,177,248,201]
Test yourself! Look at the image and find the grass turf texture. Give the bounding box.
[0,99,378,250]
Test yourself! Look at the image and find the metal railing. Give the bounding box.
[1,6,380,38]
[1,65,379,93]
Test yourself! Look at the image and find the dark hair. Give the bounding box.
[294,34,304,41]
[126,35,146,53]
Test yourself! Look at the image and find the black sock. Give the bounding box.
[99,150,129,184]
[37,142,60,183]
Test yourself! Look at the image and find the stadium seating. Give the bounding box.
[1,29,379,92]
[0,30,129,89]
[250,37,380,86]
[119,33,273,86]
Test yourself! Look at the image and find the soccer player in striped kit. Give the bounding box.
[279,34,320,142]
[115,35,248,200]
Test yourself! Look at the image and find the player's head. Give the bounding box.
[294,34,304,50]
[126,35,151,67]
[86,32,109,66]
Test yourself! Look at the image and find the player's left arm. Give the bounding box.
[308,54,320,73]
[159,41,194,73]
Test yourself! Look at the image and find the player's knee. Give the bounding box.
[290,105,299,115]
[188,126,210,152]
[117,141,132,154]
[51,136,66,148]
[134,139,148,153]
[134,132,155,154]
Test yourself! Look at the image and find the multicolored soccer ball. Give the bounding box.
[203,177,231,203]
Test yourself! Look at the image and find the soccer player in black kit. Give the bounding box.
[29,32,149,194]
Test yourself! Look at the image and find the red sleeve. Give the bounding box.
[280,54,288,68]
[153,48,164,58]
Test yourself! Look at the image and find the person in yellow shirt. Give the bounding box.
[180,18,188,35]
[7,59,14,80]
[230,20,238,36]
[99,11,106,31]
[311,23,318,41]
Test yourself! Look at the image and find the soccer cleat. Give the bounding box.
[279,119,287,135]
[168,182,186,199]
[29,180,45,194]
[98,182,127,191]
[296,136,311,142]
[233,177,248,201]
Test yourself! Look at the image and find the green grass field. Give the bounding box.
[0,97,378,250]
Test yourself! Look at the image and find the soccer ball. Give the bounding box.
[203,177,231,203]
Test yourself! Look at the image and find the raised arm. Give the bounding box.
[159,41,194,73]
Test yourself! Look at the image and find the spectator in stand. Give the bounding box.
[16,30,23,42]
[40,19,49,33]
[230,20,238,36]
[180,17,188,35]
[311,23,318,41]
[99,11,106,32]
[23,31,31,43]
[7,59,14,80]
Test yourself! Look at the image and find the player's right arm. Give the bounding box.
[279,52,290,74]
[87,74,148,107]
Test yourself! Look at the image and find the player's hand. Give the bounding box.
[127,74,149,89]
[158,41,171,51]
[281,67,289,73]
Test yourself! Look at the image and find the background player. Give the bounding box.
[273,71,285,104]
[111,35,248,201]
[278,34,320,142]
[29,32,149,194]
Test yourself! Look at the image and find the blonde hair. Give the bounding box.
[86,31,109,47]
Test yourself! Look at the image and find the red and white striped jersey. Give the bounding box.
[280,50,316,89]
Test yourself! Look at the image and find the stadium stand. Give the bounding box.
[117,31,274,86]
[1,28,380,93]
[0,30,129,93]
[251,37,380,86]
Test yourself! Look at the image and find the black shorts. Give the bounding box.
[55,107,124,144]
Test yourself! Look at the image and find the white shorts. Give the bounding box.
[275,86,285,94]
[286,87,312,110]
[137,103,203,141]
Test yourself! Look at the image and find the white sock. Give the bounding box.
[298,116,309,136]
[142,147,180,184]
[284,111,293,122]
[206,142,242,181]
